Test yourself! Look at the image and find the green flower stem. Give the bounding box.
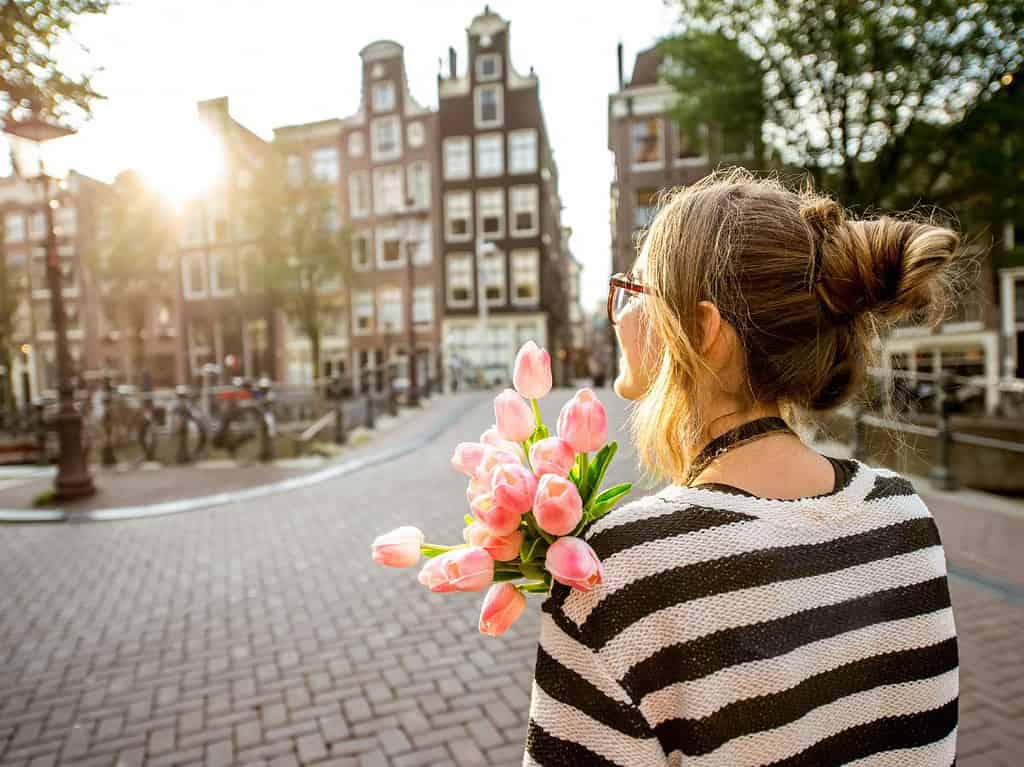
[521,441,533,472]
[530,398,542,429]
[420,542,469,558]
[579,452,589,491]
[517,581,551,594]
[525,511,555,545]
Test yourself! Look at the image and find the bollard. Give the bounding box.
[34,401,48,466]
[850,403,867,461]
[386,366,398,417]
[101,375,117,467]
[175,386,191,465]
[334,400,347,445]
[929,371,958,491]
[365,393,375,430]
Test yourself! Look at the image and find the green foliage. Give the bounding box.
[1,0,112,121]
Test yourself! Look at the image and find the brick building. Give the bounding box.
[437,8,572,387]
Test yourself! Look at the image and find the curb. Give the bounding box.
[1,394,485,524]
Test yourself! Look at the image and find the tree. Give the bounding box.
[663,0,1024,208]
[243,154,350,384]
[89,170,177,386]
[1,0,112,122]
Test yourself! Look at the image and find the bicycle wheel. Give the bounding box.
[222,407,268,466]
[138,418,158,462]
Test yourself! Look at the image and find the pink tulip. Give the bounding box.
[417,546,494,592]
[512,341,552,400]
[557,388,608,453]
[494,389,535,443]
[529,437,576,478]
[371,526,425,568]
[490,463,538,516]
[466,471,492,504]
[480,426,526,463]
[463,521,524,562]
[545,536,604,592]
[470,492,523,536]
[476,445,523,477]
[451,442,486,477]
[533,474,583,536]
[479,582,527,636]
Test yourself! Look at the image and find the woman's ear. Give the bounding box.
[695,300,724,357]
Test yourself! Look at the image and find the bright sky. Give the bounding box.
[8,0,679,309]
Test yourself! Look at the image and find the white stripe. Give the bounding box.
[526,681,668,767]
[538,612,634,707]
[845,727,956,766]
[684,669,958,767]
[641,607,957,725]
[598,546,947,674]
[564,502,932,626]
[585,495,685,539]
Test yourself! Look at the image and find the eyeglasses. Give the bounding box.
[607,272,647,326]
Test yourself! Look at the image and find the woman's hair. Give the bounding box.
[630,167,960,484]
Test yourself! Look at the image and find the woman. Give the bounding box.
[524,169,959,766]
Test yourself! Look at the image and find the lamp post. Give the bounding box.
[4,111,95,499]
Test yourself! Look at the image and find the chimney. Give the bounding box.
[449,46,457,79]
[617,42,624,90]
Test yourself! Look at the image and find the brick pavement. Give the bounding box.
[0,389,1021,766]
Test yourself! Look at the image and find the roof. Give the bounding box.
[629,46,664,88]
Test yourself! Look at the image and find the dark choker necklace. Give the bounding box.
[683,416,795,486]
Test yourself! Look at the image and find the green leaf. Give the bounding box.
[519,562,547,581]
[583,442,617,507]
[519,534,547,564]
[590,482,633,517]
[519,581,551,594]
[492,570,524,582]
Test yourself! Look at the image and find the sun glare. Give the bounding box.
[136,121,225,209]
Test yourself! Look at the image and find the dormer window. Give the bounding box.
[475,85,503,129]
[372,81,396,112]
[477,54,502,82]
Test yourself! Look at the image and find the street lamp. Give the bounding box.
[4,110,95,500]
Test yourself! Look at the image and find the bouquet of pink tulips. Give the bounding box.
[371,341,632,636]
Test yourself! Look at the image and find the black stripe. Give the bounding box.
[623,575,952,700]
[585,504,757,560]
[541,582,585,643]
[524,719,628,767]
[534,645,651,739]
[865,474,916,502]
[581,516,942,650]
[653,637,959,756]
[767,696,958,767]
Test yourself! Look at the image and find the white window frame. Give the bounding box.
[4,213,25,243]
[509,129,538,174]
[474,84,503,129]
[182,252,207,299]
[377,286,403,333]
[510,185,539,237]
[311,147,339,183]
[406,161,431,211]
[287,154,304,185]
[352,290,374,336]
[413,285,434,327]
[371,116,402,162]
[631,117,664,169]
[443,137,471,180]
[373,166,403,215]
[28,211,47,241]
[407,121,425,148]
[372,81,396,113]
[475,133,504,178]
[348,132,364,158]
[376,223,405,269]
[480,247,505,306]
[352,230,373,272]
[54,206,76,237]
[409,221,433,266]
[446,253,474,308]
[477,188,505,241]
[476,53,502,82]
[445,191,473,243]
[348,171,370,219]
[511,249,540,307]
[210,249,237,296]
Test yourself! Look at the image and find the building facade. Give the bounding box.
[437,8,571,387]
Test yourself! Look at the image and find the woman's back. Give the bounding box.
[524,457,958,766]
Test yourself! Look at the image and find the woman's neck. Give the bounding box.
[684,401,784,466]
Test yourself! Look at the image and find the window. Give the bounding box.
[211,250,237,295]
[407,121,425,148]
[413,286,434,326]
[475,134,503,177]
[476,54,502,81]
[348,132,364,157]
[311,147,339,183]
[475,85,503,128]
[443,137,471,180]
[632,118,663,166]
[409,221,432,265]
[372,81,396,112]
[29,211,47,240]
[511,249,540,306]
[352,232,372,271]
[377,287,403,333]
[371,116,401,161]
[481,248,505,305]
[239,244,262,292]
[373,166,403,214]
[182,252,207,298]
[446,253,474,307]
[54,206,76,237]
[207,200,229,242]
[184,205,204,245]
[477,189,505,240]
[676,122,706,161]
[349,172,370,218]
[407,162,430,210]
[376,223,404,269]
[287,154,304,185]
[445,191,472,242]
[510,185,539,237]
[635,188,657,229]
[323,194,341,232]
[353,291,374,335]
[509,130,538,174]
[4,213,25,243]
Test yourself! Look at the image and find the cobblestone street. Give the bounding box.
[1,389,1022,766]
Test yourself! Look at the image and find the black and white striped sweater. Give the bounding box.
[523,457,959,766]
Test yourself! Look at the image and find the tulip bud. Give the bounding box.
[463,521,524,562]
[480,426,527,463]
[533,474,583,536]
[557,388,608,453]
[545,536,603,592]
[491,463,538,516]
[479,582,528,636]
[494,389,535,443]
[470,492,523,536]
[418,547,494,593]
[529,437,576,478]
[371,526,425,568]
[451,442,486,477]
[512,341,552,400]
